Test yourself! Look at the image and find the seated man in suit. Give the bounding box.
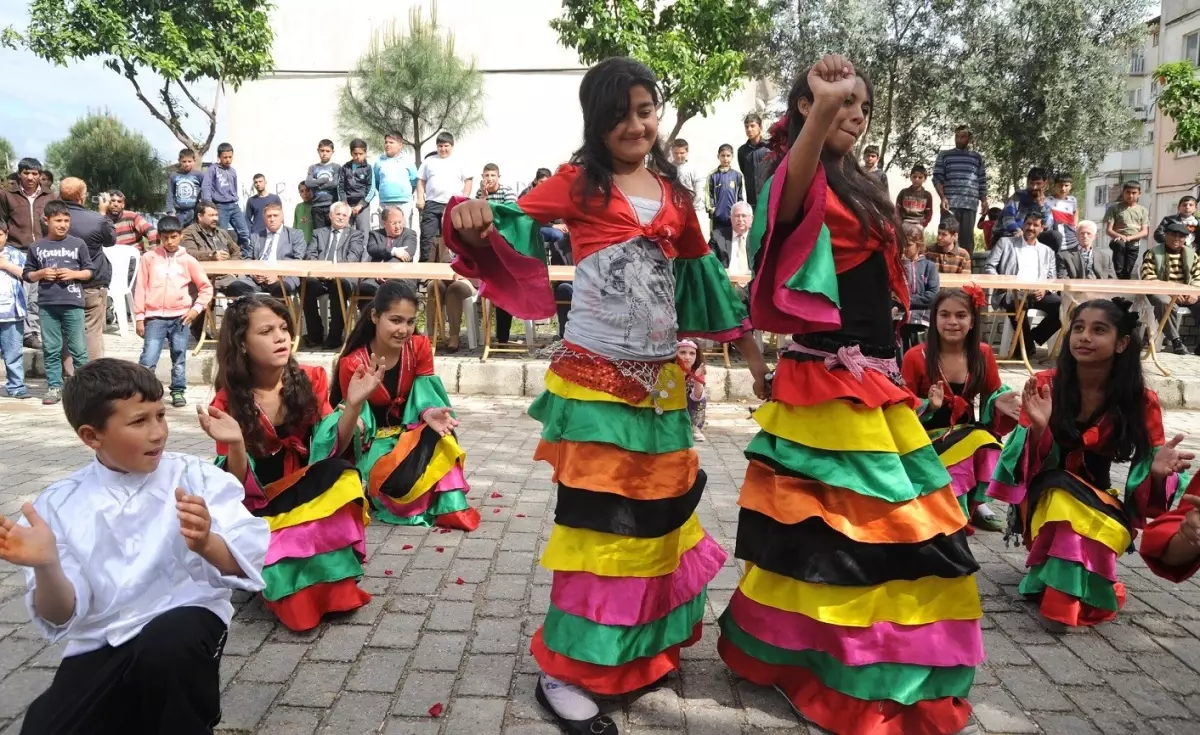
[302,201,373,348]
[984,211,1061,352]
[182,200,249,339]
[231,201,306,298]
[1057,219,1116,280]
[367,204,420,292]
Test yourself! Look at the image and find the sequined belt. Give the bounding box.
[547,341,677,413]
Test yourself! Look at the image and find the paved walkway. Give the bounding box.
[2,395,1200,734]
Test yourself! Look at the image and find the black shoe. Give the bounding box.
[535,677,618,735]
[1172,339,1188,356]
[301,336,324,350]
[23,335,40,350]
[322,337,343,351]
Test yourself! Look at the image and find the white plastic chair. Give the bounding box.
[105,245,140,338]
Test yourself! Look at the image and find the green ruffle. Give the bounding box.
[746,174,841,313]
[489,201,547,262]
[718,612,974,705]
[528,390,693,455]
[745,432,948,503]
[262,546,364,601]
[674,252,749,336]
[371,489,471,526]
[401,375,454,426]
[1019,557,1119,611]
[542,590,706,666]
[747,179,771,269]
[979,385,1013,428]
[309,402,371,466]
[992,425,1028,487]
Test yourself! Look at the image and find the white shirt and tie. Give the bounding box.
[329,229,344,263]
[260,229,280,261]
[728,230,750,277]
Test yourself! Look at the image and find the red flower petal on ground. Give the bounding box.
[428,702,443,718]
[493,508,502,514]
[384,570,393,576]
[490,492,503,498]
[455,577,465,585]
[436,546,444,553]
[402,544,413,551]
[516,513,526,518]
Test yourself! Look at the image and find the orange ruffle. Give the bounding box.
[437,507,481,531]
[718,637,971,735]
[530,625,700,696]
[264,578,372,632]
[739,460,967,543]
[1037,584,1126,628]
[773,358,917,410]
[534,439,698,500]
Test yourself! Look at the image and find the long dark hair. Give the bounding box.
[570,57,690,209]
[1050,298,1149,463]
[329,280,421,407]
[215,295,319,455]
[765,65,899,240]
[925,289,987,400]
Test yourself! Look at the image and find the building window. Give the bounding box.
[1153,31,1160,47]
[1094,185,1109,206]
[1148,129,1155,145]
[1187,30,1200,66]
[1125,88,1144,108]
[1130,50,1146,75]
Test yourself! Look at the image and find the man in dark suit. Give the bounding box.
[232,201,307,299]
[367,204,420,292]
[303,201,373,348]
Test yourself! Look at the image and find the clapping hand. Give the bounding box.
[176,488,213,554]
[928,381,945,411]
[1022,378,1052,432]
[196,405,245,446]
[346,355,386,407]
[994,390,1022,421]
[423,407,459,437]
[0,503,58,569]
[1175,495,1200,549]
[1152,434,1195,480]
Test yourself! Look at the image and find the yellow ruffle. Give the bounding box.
[1031,487,1131,554]
[938,428,1002,469]
[737,564,983,627]
[754,400,930,455]
[266,470,369,532]
[541,513,705,578]
[386,433,465,506]
[544,363,688,411]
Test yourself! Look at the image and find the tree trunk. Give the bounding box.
[667,113,692,147]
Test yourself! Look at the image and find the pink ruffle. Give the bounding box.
[1027,520,1119,582]
[678,318,753,343]
[265,503,366,566]
[549,534,727,626]
[946,445,1000,499]
[726,589,985,668]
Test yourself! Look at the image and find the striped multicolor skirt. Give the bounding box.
[364,425,480,531]
[931,425,1002,519]
[526,348,726,694]
[252,457,372,631]
[718,352,982,735]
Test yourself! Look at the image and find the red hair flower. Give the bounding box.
[961,284,986,309]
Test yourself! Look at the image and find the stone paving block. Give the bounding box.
[258,706,323,735]
[426,601,476,632]
[995,663,1074,711]
[735,680,799,729]
[1025,644,1094,686]
[345,650,410,694]
[1062,633,1139,673]
[501,724,561,735]
[970,685,1039,734]
[319,691,392,734]
[309,625,371,662]
[1155,634,1200,674]
[240,637,309,681]
[628,686,685,728]
[1135,653,1200,695]
[1032,713,1101,735]
[444,696,507,732]
[279,662,350,708]
[398,568,444,595]
[472,618,522,654]
[449,558,491,584]
[392,671,456,717]
[0,639,44,679]
[215,682,280,731]
[1103,672,1191,719]
[486,574,529,601]
[368,614,424,649]
[459,654,517,697]
[411,632,468,671]
[219,654,246,691]
[224,621,274,656]
[1065,686,1152,735]
[0,669,52,719]
[384,718,443,734]
[1153,720,1199,735]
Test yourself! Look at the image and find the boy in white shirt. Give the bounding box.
[416,131,473,264]
[0,358,269,734]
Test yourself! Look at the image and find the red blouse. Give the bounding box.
[824,191,909,313]
[336,335,435,421]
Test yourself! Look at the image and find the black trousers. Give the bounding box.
[555,282,574,339]
[1009,292,1062,349]
[495,308,514,343]
[304,277,377,343]
[22,606,227,735]
[311,204,331,232]
[1111,240,1141,280]
[419,201,446,264]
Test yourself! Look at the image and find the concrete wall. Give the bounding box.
[224,0,762,224]
[1154,2,1200,222]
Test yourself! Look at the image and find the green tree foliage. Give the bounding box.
[0,137,15,174]
[552,0,770,142]
[46,113,167,212]
[760,0,983,173]
[957,0,1150,192]
[3,0,274,157]
[337,3,484,160]
[1155,61,1200,156]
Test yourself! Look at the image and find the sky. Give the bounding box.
[0,5,223,164]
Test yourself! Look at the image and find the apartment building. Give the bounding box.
[1153,0,1200,222]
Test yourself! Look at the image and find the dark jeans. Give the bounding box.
[311,204,331,232]
[420,201,446,264]
[216,201,249,249]
[555,283,574,339]
[139,317,189,393]
[1149,294,1200,343]
[174,208,196,227]
[1111,240,1142,280]
[347,199,372,232]
[951,207,977,253]
[41,304,87,389]
[900,324,927,354]
[21,607,226,735]
[304,277,377,343]
[1008,292,1062,349]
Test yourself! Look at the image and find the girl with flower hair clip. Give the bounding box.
[989,298,1192,629]
[901,286,1021,534]
[676,339,706,441]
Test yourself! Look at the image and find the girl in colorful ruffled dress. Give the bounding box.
[199,295,377,631]
[989,297,1192,628]
[716,55,984,735]
[447,57,766,735]
[901,287,1020,533]
[676,339,707,442]
[330,281,479,530]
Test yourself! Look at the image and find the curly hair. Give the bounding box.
[214,295,320,455]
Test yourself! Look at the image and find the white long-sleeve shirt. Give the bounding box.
[21,453,270,657]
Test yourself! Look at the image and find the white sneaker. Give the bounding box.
[693,428,706,442]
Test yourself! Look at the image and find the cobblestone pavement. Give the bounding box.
[3,394,1200,734]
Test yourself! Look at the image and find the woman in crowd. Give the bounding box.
[331,280,478,530]
[989,298,1192,628]
[199,295,376,631]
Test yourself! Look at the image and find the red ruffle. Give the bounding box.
[437,507,481,532]
[264,578,372,632]
[529,625,700,696]
[1037,584,1126,628]
[718,638,971,735]
[773,358,917,410]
